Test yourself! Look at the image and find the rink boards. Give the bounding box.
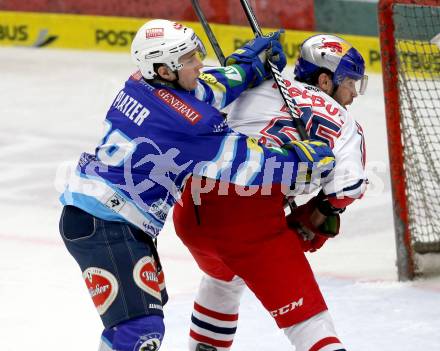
[0,10,383,73]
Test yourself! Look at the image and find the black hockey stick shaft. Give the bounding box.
[239,0,309,140]
[190,0,226,66]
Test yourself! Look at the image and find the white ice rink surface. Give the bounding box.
[1,48,439,350]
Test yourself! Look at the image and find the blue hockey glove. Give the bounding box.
[283,140,335,182]
[225,30,286,87]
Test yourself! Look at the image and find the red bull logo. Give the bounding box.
[319,40,343,53]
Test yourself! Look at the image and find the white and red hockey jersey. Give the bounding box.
[226,72,367,203]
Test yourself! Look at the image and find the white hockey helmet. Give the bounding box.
[131,19,206,79]
[294,34,368,94]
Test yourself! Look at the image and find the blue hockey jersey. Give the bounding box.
[60,64,305,238]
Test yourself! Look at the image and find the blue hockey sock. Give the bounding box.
[100,315,164,351]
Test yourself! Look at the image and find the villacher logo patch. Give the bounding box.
[133,256,163,301]
[83,267,119,315]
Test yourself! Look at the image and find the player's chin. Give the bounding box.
[180,80,197,91]
[189,79,199,90]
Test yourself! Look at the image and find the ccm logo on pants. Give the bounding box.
[270,298,304,317]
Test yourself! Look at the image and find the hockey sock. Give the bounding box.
[283,311,345,351]
[98,314,164,351]
[189,275,246,351]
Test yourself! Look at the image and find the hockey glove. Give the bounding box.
[286,196,340,252]
[315,190,347,216]
[283,140,335,184]
[225,30,286,87]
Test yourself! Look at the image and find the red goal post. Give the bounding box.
[378,0,440,281]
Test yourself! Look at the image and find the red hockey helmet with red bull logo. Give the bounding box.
[294,34,368,94]
[131,19,206,79]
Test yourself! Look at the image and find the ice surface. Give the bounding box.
[0,48,439,350]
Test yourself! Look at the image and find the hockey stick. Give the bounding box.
[190,0,226,66]
[239,0,309,140]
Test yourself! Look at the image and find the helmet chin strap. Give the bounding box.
[174,70,183,87]
[151,67,181,89]
[164,70,188,91]
[328,75,339,98]
[330,84,339,97]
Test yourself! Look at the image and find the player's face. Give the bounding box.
[333,77,358,107]
[177,49,204,91]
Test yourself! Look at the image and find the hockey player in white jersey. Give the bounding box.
[173,34,368,351]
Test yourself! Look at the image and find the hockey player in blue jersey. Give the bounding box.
[58,19,336,351]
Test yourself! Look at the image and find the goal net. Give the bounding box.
[378,0,440,280]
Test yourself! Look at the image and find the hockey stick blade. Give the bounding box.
[190,0,226,66]
[239,0,308,140]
